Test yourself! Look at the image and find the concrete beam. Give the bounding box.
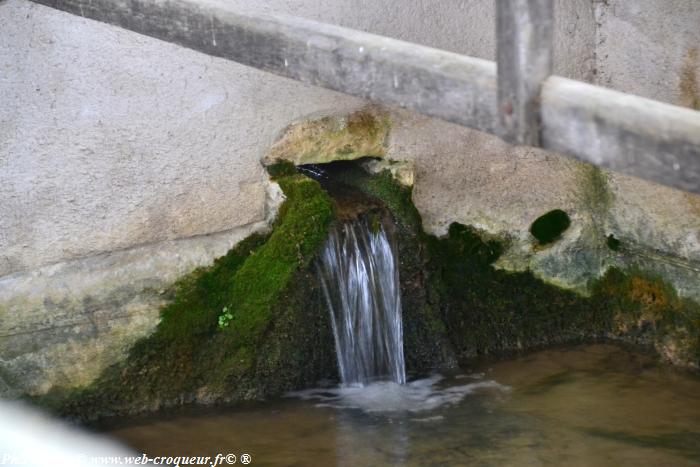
[542,77,700,194]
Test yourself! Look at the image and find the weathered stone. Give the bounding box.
[36,173,337,420]
[0,0,365,278]
[386,108,700,304]
[594,0,700,110]
[361,159,414,187]
[0,221,269,397]
[264,108,390,166]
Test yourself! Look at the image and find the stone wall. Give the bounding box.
[397,0,700,298]
[1,0,699,396]
[1,0,365,396]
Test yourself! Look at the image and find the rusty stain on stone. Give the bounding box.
[680,47,699,111]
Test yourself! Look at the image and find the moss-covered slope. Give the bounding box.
[40,174,337,419]
[429,218,699,367]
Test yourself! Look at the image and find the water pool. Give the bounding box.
[101,344,700,466]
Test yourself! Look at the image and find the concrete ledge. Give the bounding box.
[0,220,269,396]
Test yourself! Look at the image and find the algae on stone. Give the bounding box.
[680,47,699,111]
[38,173,337,420]
[431,220,700,369]
[595,268,700,367]
[427,222,612,359]
[325,160,700,369]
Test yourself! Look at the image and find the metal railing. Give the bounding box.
[31,0,700,194]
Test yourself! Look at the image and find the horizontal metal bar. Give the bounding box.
[496,0,553,145]
[28,0,700,195]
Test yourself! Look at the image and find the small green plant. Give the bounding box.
[218,306,233,330]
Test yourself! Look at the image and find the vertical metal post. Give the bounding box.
[497,0,554,146]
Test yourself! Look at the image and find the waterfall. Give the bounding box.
[317,218,406,386]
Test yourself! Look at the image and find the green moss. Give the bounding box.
[428,220,699,366]
[530,209,571,245]
[209,175,335,385]
[594,268,700,365]
[266,160,298,179]
[35,159,700,421]
[154,233,268,346]
[39,174,335,419]
[606,234,621,251]
[309,160,700,369]
[427,222,611,358]
[325,161,422,230]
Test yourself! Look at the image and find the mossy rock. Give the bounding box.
[279,160,700,371]
[594,268,700,366]
[37,174,337,420]
[266,160,298,179]
[427,223,611,358]
[430,220,699,367]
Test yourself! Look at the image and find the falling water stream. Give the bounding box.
[317,219,406,386]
